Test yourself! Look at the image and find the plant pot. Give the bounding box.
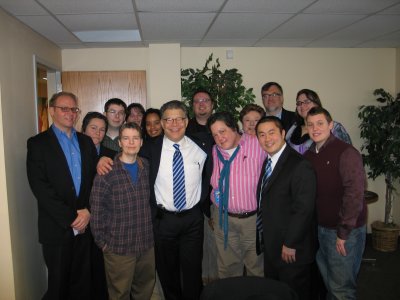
[371,220,400,252]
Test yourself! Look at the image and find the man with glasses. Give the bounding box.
[186,89,214,134]
[27,91,98,299]
[141,100,212,300]
[102,98,127,152]
[261,82,296,132]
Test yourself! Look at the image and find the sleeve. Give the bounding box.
[332,121,352,145]
[337,147,366,240]
[284,159,317,248]
[26,137,77,229]
[89,174,111,249]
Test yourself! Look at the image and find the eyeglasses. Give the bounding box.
[262,93,282,99]
[107,109,126,116]
[162,117,187,124]
[52,106,80,113]
[193,98,211,104]
[296,99,313,107]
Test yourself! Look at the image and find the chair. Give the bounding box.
[200,276,298,300]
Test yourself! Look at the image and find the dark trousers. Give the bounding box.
[154,205,204,300]
[91,241,108,300]
[264,255,313,300]
[41,232,91,300]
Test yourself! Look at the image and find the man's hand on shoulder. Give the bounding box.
[97,156,113,175]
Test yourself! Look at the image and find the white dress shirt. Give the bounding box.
[155,135,207,211]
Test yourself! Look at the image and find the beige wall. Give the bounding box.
[1,9,398,297]
[0,8,61,299]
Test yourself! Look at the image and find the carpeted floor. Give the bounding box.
[357,234,400,300]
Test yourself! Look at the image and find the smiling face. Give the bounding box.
[105,104,126,129]
[262,85,284,115]
[242,110,263,136]
[296,93,317,119]
[256,120,286,156]
[161,108,188,142]
[119,127,143,159]
[84,118,106,146]
[127,107,144,126]
[193,92,213,120]
[306,113,333,149]
[145,112,162,138]
[49,95,79,133]
[210,120,241,150]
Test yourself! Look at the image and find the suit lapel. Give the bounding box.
[263,145,290,193]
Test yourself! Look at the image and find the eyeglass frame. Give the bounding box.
[262,93,282,100]
[162,117,187,125]
[107,109,126,116]
[193,98,211,104]
[296,99,313,107]
[51,105,81,113]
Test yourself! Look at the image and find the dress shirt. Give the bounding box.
[269,143,287,173]
[155,135,207,211]
[210,133,267,213]
[52,125,81,196]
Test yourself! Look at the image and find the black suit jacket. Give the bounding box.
[140,133,213,219]
[281,108,296,133]
[26,128,98,244]
[257,145,316,265]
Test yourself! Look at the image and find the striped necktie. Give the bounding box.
[173,144,186,211]
[256,158,272,254]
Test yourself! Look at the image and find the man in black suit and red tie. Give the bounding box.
[261,82,296,132]
[27,92,97,299]
[255,116,317,300]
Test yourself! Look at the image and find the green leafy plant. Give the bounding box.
[181,54,255,121]
[358,88,400,224]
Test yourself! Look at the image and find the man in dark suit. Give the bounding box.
[27,92,98,300]
[141,100,212,300]
[255,116,316,300]
[261,82,296,132]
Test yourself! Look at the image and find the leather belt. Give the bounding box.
[157,204,198,217]
[227,210,257,219]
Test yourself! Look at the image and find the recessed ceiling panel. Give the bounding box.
[17,15,80,44]
[58,13,137,31]
[223,0,315,13]
[267,14,365,39]
[207,13,292,39]
[0,0,47,15]
[37,0,133,14]
[136,0,225,12]
[139,12,215,40]
[304,0,400,14]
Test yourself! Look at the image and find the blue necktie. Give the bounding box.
[173,144,186,211]
[256,158,272,254]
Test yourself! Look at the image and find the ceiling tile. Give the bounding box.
[255,38,312,47]
[16,15,80,44]
[379,2,400,14]
[139,12,215,40]
[58,13,137,31]
[200,39,258,47]
[306,39,364,48]
[267,14,365,39]
[0,0,47,15]
[304,0,400,14]
[324,15,400,40]
[223,0,315,13]
[37,0,133,14]
[207,13,292,39]
[136,0,225,12]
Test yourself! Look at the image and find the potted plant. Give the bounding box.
[181,54,255,121]
[358,88,400,251]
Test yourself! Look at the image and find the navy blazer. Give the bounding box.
[140,132,213,219]
[257,145,317,265]
[26,128,98,244]
[281,108,296,133]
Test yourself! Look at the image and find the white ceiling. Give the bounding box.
[1,0,400,49]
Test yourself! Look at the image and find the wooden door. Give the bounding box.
[61,71,146,130]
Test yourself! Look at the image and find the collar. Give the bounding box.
[269,143,287,167]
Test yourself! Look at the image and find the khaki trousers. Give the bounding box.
[103,247,155,300]
[212,208,264,279]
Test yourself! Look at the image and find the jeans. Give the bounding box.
[316,225,366,300]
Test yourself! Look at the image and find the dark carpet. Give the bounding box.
[357,234,400,300]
